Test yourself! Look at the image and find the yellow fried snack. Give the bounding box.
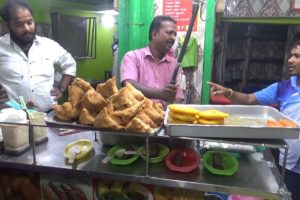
[168,105,229,120]
[197,118,224,125]
[168,104,200,115]
[96,76,118,98]
[196,109,229,120]
[167,116,189,124]
[168,111,197,123]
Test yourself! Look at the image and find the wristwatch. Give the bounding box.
[58,86,66,94]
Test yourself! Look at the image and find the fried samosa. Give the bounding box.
[81,88,108,113]
[135,110,158,128]
[79,108,97,125]
[68,85,84,105]
[108,87,138,110]
[72,77,91,92]
[125,82,145,101]
[141,99,164,124]
[53,102,80,121]
[94,107,124,130]
[126,117,154,134]
[153,102,165,115]
[112,101,143,125]
[96,76,118,98]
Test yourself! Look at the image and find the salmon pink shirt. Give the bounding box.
[120,46,184,102]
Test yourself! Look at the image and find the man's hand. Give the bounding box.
[207,82,232,97]
[160,84,178,102]
[50,88,63,100]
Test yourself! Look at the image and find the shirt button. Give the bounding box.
[31,90,34,92]
[30,76,32,78]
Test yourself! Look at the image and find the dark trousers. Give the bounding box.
[279,166,300,200]
[272,149,300,200]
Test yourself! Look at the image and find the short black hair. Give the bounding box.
[0,0,33,23]
[291,40,300,49]
[149,15,176,41]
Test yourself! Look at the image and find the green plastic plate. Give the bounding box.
[137,143,169,164]
[108,145,139,165]
[203,150,239,176]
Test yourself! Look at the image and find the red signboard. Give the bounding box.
[162,0,198,32]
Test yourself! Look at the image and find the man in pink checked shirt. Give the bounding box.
[120,15,184,105]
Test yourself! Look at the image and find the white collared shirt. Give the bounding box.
[0,34,76,111]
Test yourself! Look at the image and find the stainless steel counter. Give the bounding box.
[0,129,288,199]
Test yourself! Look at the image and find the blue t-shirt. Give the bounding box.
[255,76,300,173]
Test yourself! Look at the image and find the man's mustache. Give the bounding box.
[22,32,34,37]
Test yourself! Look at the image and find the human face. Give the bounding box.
[152,20,177,54]
[288,45,300,77]
[7,7,35,46]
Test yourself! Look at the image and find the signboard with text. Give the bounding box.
[162,0,198,32]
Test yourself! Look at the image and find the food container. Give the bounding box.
[30,112,48,144]
[1,123,29,152]
[165,149,200,173]
[64,139,93,161]
[137,143,169,164]
[164,104,300,139]
[123,183,153,200]
[202,150,239,176]
[107,145,139,165]
[0,109,30,154]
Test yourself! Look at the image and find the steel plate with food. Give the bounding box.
[44,77,164,135]
[164,104,300,139]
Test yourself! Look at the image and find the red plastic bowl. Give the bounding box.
[165,149,200,173]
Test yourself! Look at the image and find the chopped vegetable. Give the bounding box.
[267,119,298,128]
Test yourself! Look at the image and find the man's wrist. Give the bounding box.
[57,86,66,94]
[225,88,233,98]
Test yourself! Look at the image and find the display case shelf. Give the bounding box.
[0,125,291,199]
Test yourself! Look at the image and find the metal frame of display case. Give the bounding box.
[0,121,292,199]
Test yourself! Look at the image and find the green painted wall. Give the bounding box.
[118,0,154,83]
[202,0,216,104]
[0,0,116,81]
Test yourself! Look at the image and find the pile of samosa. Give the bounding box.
[53,77,164,134]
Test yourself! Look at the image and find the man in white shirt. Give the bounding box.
[0,0,76,112]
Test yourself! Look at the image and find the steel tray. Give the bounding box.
[45,110,160,136]
[164,105,300,139]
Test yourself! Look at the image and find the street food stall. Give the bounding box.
[0,77,298,199]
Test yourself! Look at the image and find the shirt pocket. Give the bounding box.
[31,56,54,78]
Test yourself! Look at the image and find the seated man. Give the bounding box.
[120,15,184,105]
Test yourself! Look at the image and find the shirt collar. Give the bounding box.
[144,46,172,62]
[291,75,300,89]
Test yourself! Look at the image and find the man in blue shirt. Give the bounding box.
[209,40,300,200]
